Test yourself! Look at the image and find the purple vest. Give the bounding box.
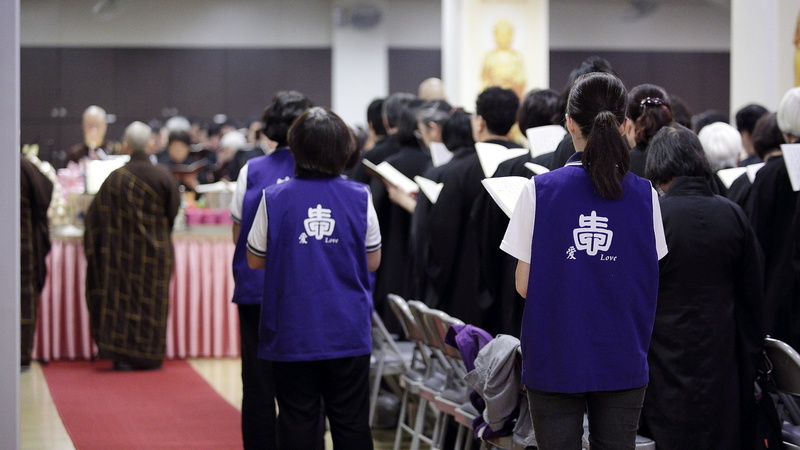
[522,165,659,393]
[232,147,294,305]
[258,176,373,361]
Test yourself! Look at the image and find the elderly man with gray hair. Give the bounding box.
[84,121,181,371]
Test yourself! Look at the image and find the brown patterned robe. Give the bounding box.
[20,157,53,366]
[84,152,180,368]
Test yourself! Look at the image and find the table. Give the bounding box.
[32,226,241,361]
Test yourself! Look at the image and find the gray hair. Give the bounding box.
[165,115,191,134]
[382,92,416,129]
[697,121,742,171]
[778,87,800,138]
[124,121,152,154]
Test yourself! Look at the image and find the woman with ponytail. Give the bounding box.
[627,84,673,177]
[500,72,668,449]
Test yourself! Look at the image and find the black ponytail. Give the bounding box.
[582,111,630,199]
[568,72,630,199]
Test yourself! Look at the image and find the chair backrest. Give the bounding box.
[765,337,800,396]
[407,300,436,347]
[387,294,414,340]
[371,310,408,368]
[431,311,465,360]
[390,296,434,370]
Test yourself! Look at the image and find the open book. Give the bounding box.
[363,159,419,194]
[414,176,444,204]
[526,125,567,159]
[475,142,529,178]
[429,142,454,167]
[782,143,800,192]
[481,176,529,219]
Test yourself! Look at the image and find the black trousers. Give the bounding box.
[238,304,277,450]
[527,386,647,450]
[273,354,373,450]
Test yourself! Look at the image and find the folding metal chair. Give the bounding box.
[388,295,439,450]
[370,310,413,428]
[421,308,468,450]
[764,337,800,448]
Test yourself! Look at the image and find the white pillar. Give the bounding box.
[331,0,388,128]
[442,0,462,105]
[730,0,797,114]
[0,0,20,449]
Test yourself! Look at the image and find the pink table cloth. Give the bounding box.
[33,231,240,361]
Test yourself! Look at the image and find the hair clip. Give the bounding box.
[640,97,665,109]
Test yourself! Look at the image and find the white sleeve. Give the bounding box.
[230,163,249,224]
[246,191,268,257]
[651,187,668,260]
[366,191,381,252]
[500,179,536,264]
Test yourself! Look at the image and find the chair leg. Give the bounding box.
[393,388,410,450]
[410,396,429,450]
[464,431,474,450]
[454,422,466,450]
[432,413,453,450]
[369,357,386,427]
[429,408,443,450]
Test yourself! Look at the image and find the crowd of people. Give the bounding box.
[19,54,800,449]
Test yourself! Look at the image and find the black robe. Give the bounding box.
[20,157,53,366]
[346,137,401,185]
[725,173,752,210]
[745,155,800,350]
[639,176,764,450]
[415,146,489,327]
[629,144,648,178]
[371,141,431,329]
[470,139,527,337]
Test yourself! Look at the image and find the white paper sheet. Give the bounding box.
[414,176,444,204]
[524,162,550,175]
[781,143,800,192]
[481,176,530,218]
[526,125,567,159]
[475,142,528,178]
[716,167,747,189]
[429,142,454,167]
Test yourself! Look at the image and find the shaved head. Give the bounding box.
[418,77,446,102]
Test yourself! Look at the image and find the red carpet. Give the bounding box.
[41,360,242,449]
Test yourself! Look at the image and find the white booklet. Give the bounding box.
[526,125,567,159]
[716,167,747,189]
[746,162,766,183]
[363,159,419,194]
[782,143,800,191]
[414,176,444,204]
[429,142,454,167]
[524,162,550,175]
[481,176,529,219]
[475,142,529,178]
